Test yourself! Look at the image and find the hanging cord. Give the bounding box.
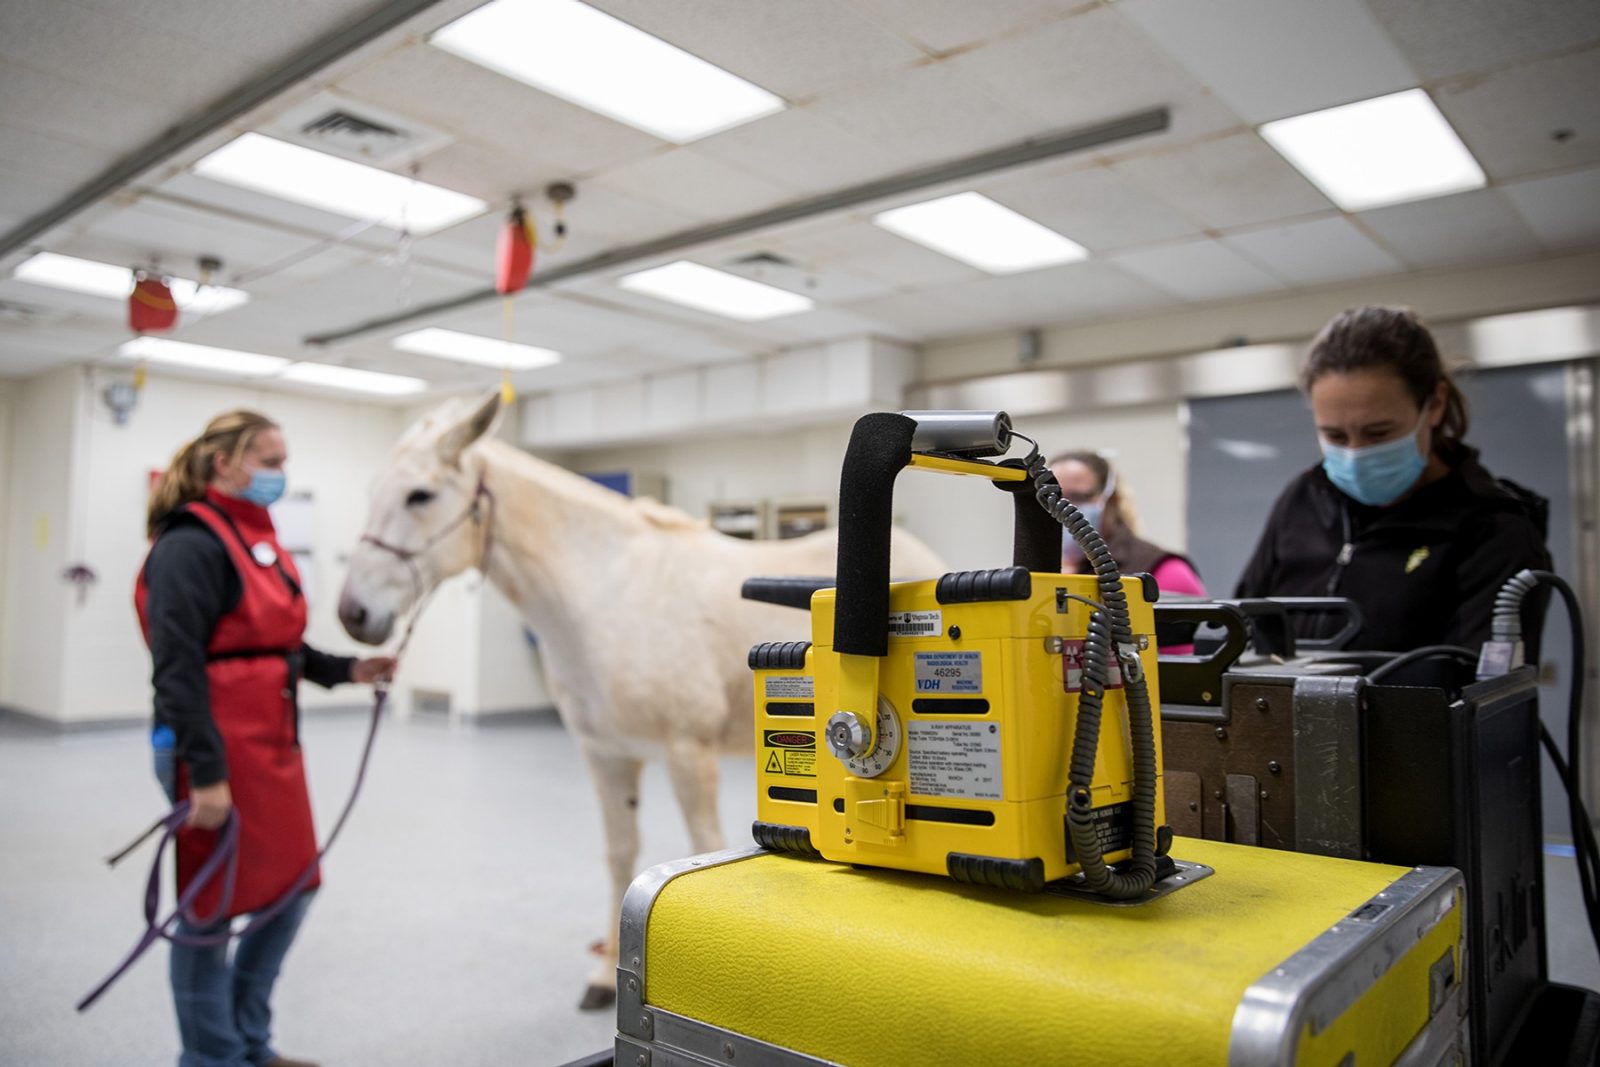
[1014,434,1159,900]
[77,588,434,1012]
[1482,569,1600,957]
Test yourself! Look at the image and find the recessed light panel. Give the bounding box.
[431,0,784,143]
[118,337,287,376]
[618,261,813,321]
[392,327,560,370]
[13,252,249,314]
[1259,88,1486,212]
[872,192,1090,274]
[192,133,486,234]
[279,362,428,395]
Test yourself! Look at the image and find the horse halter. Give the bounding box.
[359,476,497,602]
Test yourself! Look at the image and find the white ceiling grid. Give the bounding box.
[0,0,1595,401]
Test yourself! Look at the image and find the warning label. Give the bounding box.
[887,610,942,637]
[762,729,816,778]
[764,674,814,699]
[914,651,982,693]
[1061,639,1124,693]
[1063,801,1135,862]
[907,720,1001,800]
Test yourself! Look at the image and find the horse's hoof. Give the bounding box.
[578,984,617,1012]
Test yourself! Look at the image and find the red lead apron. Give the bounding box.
[134,488,321,919]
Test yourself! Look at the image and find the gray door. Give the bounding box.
[1186,362,1578,839]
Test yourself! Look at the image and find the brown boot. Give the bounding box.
[265,1058,321,1067]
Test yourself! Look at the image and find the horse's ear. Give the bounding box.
[437,389,502,467]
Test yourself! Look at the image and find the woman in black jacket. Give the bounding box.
[1235,306,1550,652]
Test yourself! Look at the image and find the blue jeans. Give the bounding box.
[155,729,315,1067]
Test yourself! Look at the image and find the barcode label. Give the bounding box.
[887,610,942,637]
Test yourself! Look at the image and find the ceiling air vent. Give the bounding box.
[268,92,454,165]
[299,109,410,161]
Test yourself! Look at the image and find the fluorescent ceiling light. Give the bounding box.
[280,362,428,396]
[192,133,486,234]
[1259,88,1486,212]
[431,0,784,143]
[13,252,249,314]
[392,327,560,370]
[118,337,288,376]
[618,260,813,321]
[872,192,1090,274]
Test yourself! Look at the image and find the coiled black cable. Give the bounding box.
[1025,452,1159,899]
[1488,569,1600,956]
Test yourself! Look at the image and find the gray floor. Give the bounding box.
[4,713,1598,1067]
[1,712,756,1067]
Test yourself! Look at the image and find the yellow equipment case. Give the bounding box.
[612,413,1470,1067]
[615,840,1467,1067]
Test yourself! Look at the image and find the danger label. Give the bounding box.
[764,674,814,699]
[1061,639,1123,693]
[762,729,816,778]
[914,651,982,693]
[907,721,1001,800]
[887,610,942,637]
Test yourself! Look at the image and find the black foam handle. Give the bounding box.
[992,458,1061,573]
[833,412,918,657]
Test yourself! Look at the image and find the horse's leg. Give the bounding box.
[579,745,643,1012]
[665,737,725,854]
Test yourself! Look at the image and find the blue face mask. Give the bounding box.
[240,468,286,508]
[1319,416,1427,507]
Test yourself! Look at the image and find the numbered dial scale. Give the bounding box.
[825,697,902,778]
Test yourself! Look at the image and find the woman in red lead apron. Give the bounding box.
[139,410,393,1067]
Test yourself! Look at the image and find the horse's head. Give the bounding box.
[339,390,501,644]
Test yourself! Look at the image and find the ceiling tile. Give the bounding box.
[0,60,174,160]
[1365,0,1600,81]
[690,105,912,196]
[586,0,927,100]
[847,0,1073,54]
[946,5,1246,147]
[804,60,1048,172]
[1501,167,1600,250]
[591,148,797,222]
[1110,131,1334,230]
[1434,47,1600,182]
[982,162,1205,253]
[740,306,905,346]
[771,219,989,289]
[843,260,1177,340]
[1116,0,1417,122]
[1110,238,1290,302]
[1356,187,1547,270]
[332,43,665,177]
[59,196,374,291]
[1222,216,1404,287]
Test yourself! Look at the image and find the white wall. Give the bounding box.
[0,380,13,702]
[562,421,857,531]
[0,366,417,722]
[0,367,78,717]
[559,406,1188,579]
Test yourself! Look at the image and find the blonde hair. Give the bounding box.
[147,410,278,537]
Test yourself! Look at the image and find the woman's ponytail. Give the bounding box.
[146,410,278,538]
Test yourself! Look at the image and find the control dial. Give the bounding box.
[826,697,901,779]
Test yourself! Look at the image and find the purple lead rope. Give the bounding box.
[78,589,430,1013]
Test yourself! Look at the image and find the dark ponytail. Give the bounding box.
[1301,306,1468,454]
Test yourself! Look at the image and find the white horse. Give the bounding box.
[338,392,943,1008]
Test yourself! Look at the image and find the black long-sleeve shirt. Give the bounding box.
[144,515,354,786]
[1235,445,1551,653]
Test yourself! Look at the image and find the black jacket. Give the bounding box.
[144,513,355,786]
[1235,446,1551,653]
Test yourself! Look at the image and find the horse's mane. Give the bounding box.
[401,396,708,532]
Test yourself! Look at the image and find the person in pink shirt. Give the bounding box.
[1049,451,1205,598]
